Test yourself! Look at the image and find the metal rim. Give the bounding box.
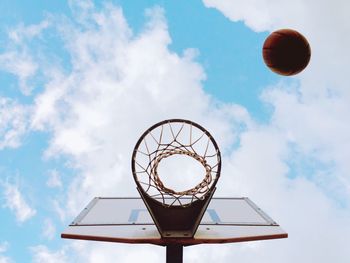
[131,119,221,207]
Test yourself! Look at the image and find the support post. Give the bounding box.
[166,244,183,263]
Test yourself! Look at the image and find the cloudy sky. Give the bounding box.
[0,0,349,262]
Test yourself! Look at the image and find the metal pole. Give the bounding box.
[166,244,183,263]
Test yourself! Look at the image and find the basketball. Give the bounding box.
[262,29,311,76]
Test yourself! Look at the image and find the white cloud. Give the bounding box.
[69,242,163,263]
[0,97,29,149]
[262,87,350,199]
[46,170,62,188]
[31,242,163,263]
[0,242,12,263]
[0,51,38,95]
[52,199,67,222]
[0,242,9,254]
[42,218,56,240]
[8,20,50,44]
[0,256,12,263]
[2,183,36,223]
[30,245,67,263]
[0,19,50,95]
[202,0,350,34]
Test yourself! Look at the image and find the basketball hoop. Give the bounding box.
[132,119,221,207]
[63,118,287,263]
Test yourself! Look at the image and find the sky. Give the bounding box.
[0,0,349,262]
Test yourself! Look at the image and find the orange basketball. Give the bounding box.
[262,29,311,76]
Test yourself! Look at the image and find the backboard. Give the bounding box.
[61,197,287,246]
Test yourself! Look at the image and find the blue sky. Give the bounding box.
[0,1,349,262]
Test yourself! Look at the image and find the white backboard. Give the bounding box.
[61,197,287,245]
